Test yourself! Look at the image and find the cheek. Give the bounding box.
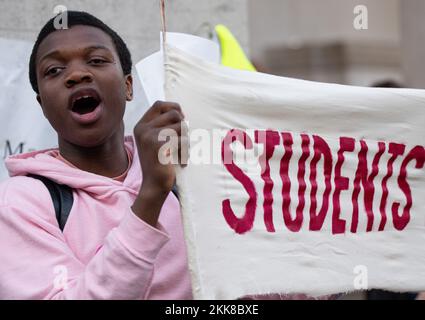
[39,90,68,125]
[102,77,128,112]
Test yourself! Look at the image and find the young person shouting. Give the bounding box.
[0,11,192,299]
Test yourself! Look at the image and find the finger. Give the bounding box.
[150,109,184,128]
[142,101,183,122]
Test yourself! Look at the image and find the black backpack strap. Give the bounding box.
[171,183,179,200]
[28,174,73,232]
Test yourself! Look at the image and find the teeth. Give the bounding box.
[75,95,93,102]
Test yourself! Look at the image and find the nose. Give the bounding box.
[65,64,93,88]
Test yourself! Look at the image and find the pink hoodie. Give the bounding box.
[0,136,193,300]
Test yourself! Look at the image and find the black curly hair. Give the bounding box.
[29,10,132,93]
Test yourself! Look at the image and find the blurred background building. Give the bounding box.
[249,0,424,88]
[0,0,423,88]
[0,0,249,66]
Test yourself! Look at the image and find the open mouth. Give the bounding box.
[72,96,100,115]
[68,88,103,124]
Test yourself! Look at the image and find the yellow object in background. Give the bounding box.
[215,24,256,72]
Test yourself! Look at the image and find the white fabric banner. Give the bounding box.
[136,32,220,105]
[164,45,425,299]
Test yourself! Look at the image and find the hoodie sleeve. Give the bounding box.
[0,180,170,300]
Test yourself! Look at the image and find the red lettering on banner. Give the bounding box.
[379,143,405,231]
[332,137,355,234]
[280,132,294,232]
[221,129,257,234]
[351,141,385,233]
[392,146,425,231]
[309,135,333,231]
[221,129,423,234]
[255,130,280,232]
[290,134,309,232]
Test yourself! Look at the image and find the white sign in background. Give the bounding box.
[0,38,56,181]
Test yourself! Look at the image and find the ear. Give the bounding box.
[36,94,47,117]
[125,74,133,101]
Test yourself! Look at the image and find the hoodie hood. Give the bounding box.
[5,136,142,199]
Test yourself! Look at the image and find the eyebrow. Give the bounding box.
[39,45,114,64]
